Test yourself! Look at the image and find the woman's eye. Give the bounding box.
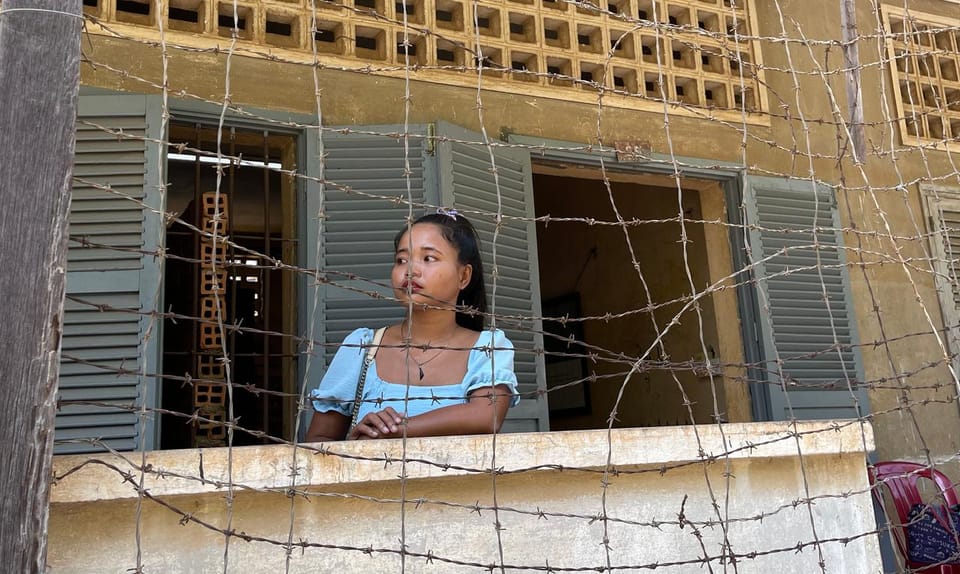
[395,257,407,265]
[424,255,436,262]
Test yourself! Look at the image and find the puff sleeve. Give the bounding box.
[308,328,372,416]
[462,329,520,407]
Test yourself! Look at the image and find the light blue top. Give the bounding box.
[309,327,520,421]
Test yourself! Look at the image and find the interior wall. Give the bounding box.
[534,173,732,430]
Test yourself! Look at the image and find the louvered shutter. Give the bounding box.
[302,125,429,377]
[745,176,867,420]
[435,122,549,432]
[921,186,960,379]
[59,95,162,453]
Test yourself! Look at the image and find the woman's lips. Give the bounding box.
[400,281,423,292]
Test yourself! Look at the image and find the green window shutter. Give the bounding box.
[921,185,960,379]
[745,176,868,420]
[434,122,549,433]
[302,125,429,376]
[59,94,162,453]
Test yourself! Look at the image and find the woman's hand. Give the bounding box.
[349,385,511,439]
[347,407,406,440]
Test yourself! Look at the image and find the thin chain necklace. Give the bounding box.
[411,347,446,381]
[401,322,456,381]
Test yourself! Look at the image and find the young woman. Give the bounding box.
[305,211,519,441]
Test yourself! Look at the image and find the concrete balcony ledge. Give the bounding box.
[51,420,874,504]
[48,420,882,573]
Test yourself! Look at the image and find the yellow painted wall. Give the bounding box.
[76,0,960,467]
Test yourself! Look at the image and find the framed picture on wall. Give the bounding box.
[542,293,591,416]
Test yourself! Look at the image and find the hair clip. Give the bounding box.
[436,207,459,220]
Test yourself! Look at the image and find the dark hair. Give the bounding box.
[394,212,487,331]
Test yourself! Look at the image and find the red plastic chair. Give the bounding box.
[869,461,960,573]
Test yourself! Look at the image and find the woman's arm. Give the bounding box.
[348,384,513,440]
[305,410,350,442]
[304,327,372,442]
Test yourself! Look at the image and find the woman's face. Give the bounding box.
[393,223,472,309]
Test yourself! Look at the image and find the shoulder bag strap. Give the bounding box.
[349,327,386,429]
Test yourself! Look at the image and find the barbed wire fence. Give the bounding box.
[12,0,960,570]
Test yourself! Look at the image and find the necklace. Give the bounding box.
[410,346,447,380]
[399,322,458,380]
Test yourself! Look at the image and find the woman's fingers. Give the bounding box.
[382,407,404,426]
[346,408,407,440]
[347,419,380,440]
[369,409,400,433]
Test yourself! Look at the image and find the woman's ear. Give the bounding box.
[458,264,473,291]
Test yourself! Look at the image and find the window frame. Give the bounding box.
[160,101,314,446]
[507,134,771,419]
[881,5,960,153]
[920,183,960,380]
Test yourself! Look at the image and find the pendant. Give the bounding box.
[418,366,425,381]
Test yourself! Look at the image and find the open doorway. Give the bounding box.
[160,122,299,448]
[533,165,748,431]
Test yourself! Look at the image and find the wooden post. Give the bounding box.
[0,1,81,571]
[840,0,866,164]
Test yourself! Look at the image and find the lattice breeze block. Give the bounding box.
[200,267,228,295]
[201,191,229,220]
[196,353,226,381]
[194,407,227,443]
[193,381,227,410]
[200,238,228,265]
[884,7,960,151]
[89,0,765,115]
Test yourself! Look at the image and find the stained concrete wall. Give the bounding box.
[74,0,960,467]
[47,423,880,573]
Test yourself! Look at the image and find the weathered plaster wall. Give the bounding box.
[76,0,960,466]
[47,423,880,573]
[745,0,960,470]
